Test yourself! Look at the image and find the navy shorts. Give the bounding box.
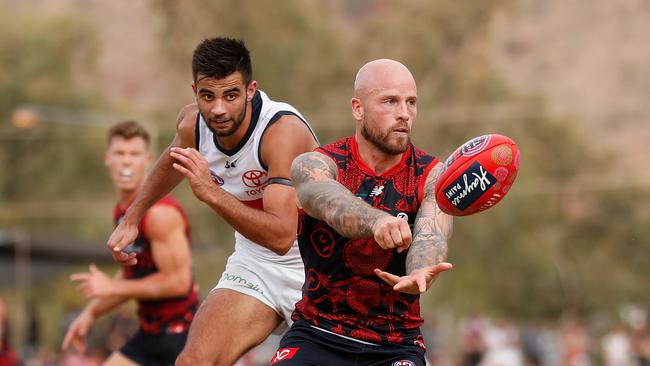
[269,320,425,366]
[120,329,188,366]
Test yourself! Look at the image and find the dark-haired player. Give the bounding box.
[63,121,198,365]
[272,59,453,365]
[107,38,319,365]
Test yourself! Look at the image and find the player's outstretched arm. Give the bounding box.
[171,115,318,255]
[64,271,128,352]
[375,162,454,294]
[104,204,192,300]
[291,151,412,252]
[108,104,198,264]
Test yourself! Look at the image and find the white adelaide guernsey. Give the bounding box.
[195,90,317,264]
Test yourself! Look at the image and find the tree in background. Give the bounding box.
[0,8,109,209]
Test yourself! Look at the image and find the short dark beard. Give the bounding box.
[360,118,410,155]
[203,98,248,137]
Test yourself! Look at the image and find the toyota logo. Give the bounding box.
[242,170,266,188]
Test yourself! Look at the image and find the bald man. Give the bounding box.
[269,59,454,365]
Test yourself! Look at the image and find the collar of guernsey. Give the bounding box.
[195,89,316,263]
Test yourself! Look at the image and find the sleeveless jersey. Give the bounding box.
[195,89,317,263]
[292,136,439,346]
[114,195,199,335]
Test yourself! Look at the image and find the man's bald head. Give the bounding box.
[350,59,417,156]
[353,59,416,99]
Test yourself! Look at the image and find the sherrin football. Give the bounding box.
[435,134,520,216]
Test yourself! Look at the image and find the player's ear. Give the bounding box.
[246,81,257,101]
[191,83,197,95]
[351,97,363,121]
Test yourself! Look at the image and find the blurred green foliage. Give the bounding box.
[0,8,113,238]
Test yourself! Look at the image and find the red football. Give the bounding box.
[435,134,520,216]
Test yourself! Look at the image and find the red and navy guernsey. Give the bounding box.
[292,136,439,345]
[114,195,199,335]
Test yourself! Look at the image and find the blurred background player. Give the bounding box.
[272,59,453,365]
[106,38,318,365]
[0,297,20,366]
[62,121,198,366]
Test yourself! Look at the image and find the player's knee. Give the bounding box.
[176,347,236,366]
[175,349,203,366]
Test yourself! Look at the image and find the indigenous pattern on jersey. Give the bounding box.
[292,136,439,346]
[195,89,317,263]
[114,195,198,335]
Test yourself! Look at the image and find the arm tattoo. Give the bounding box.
[291,152,390,238]
[406,163,453,273]
[290,152,338,186]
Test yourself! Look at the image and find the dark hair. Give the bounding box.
[107,120,151,146]
[192,37,252,84]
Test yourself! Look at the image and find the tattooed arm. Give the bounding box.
[291,152,412,252]
[375,162,454,294]
[407,162,453,272]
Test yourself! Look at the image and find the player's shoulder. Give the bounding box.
[144,200,186,238]
[410,144,440,177]
[148,197,185,224]
[176,103,199,130]
[266,113,309,133]
[261,114,318,151]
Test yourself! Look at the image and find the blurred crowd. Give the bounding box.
[2,295,649,366]
[438,314,650,366]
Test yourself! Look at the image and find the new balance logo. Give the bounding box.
[369,185,384,197]
[270,348,299,365]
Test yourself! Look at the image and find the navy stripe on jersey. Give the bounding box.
[194,112,201,148]
[257,110,318,170]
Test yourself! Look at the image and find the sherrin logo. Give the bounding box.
[442,135,492,173]
[461,134,491,157]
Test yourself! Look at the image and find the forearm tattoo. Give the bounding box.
[406,164,453,273]
[291,152,389,238]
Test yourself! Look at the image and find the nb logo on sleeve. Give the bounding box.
[269,347,300,365]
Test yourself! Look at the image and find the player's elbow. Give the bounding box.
[270,239,294,256]
[168,271,192,297]
[268,232,296,256]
